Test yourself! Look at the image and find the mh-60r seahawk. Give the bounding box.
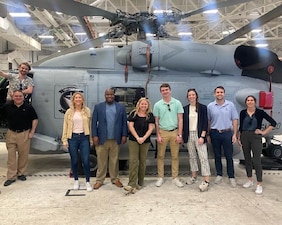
[1,0,282,173]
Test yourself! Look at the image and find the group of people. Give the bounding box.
[0,63,277,195]
[61,83,277,195]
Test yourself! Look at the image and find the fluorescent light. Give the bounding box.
[9,12,31,17]
[256,43,268,48]
[38,35,54,39]
[203,9,218,14]
[251,29,262,33]
[153,10,173,14]
[56,12,63,15]
[178,32,192,36]
[75,32,86,35]
[146,33,155,37]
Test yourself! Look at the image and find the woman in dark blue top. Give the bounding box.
[238,95,276,194]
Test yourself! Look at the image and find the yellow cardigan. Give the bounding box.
[61,106,93,146]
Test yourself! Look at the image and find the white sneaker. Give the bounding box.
[214,175,223,184]
[73,180,79,190]
[230,178,237,188]
[186,177,197,185]
[255,185,263,194]
[155,178,164,187]
[86,182,93,192]
[199,181,209,192]
[136,184,143,190]
[172,178,184,188]
[243,180,254,188]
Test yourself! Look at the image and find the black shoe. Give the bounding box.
[4,179,16,186]
[17,175,27,181]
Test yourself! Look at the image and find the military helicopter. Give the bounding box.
[1,0,282,173]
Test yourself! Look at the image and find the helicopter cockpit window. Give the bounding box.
[111,87,145,114]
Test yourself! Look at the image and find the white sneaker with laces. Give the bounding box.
[155,178,164,187]
[86,182,93,192]
[186,177,197,185]
[73,180,79,190]
[255,185,263,194]
[230,178,237,188]
[172,178,184,188]
[199,181,209,192]
[243,180,254,188]
[214,175,223,184]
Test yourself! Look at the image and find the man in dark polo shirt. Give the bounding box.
[0,90,38,186]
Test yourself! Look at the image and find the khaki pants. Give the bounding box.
[95,140,120,183]
[157,129,180,179]
[6,129,30,180]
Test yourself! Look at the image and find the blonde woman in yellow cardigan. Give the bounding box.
[62,92,93,192]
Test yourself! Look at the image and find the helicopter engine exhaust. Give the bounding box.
[234,45,282,83]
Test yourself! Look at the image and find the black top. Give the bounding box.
[239,108,276,132]
[0,101,38,130]
[127,111,155,143]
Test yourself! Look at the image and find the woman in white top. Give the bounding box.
[183,89,211,192]
[62,92,93,191]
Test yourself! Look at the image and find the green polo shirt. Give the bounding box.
[153,97,183,130]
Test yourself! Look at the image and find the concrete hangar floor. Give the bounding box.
[0,143,282,225]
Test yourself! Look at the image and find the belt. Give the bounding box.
[211,128,231,133]
[72,132,85,135]
[164,128,178,132]
[9,129,29,133]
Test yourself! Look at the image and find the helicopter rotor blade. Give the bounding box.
[180,0,252,19]
[11,0,117,21]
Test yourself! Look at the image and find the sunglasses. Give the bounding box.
[167,104,171,112]
[19,83,23,91]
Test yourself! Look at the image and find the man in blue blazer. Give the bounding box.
[92,89,128,189]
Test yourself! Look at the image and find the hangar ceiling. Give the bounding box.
[0,0,282,57]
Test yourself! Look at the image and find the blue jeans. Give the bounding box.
[68,133,91,182]
[210,130,234,178]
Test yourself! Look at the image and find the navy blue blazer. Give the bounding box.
[183,103,208,143]
[92,101,128,145]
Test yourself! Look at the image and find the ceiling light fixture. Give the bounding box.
[75,32,86,35]
[251,29,262,33]
[38,35,54,39]
[203,9,218,14]
[256,43,268,48]
[178,32,192,36]
[9,12,31,17]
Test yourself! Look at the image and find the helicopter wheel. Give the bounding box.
[272,146,282,159]
[89,154,98,177]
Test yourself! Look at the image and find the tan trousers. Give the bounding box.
[95,139,120,183]
[157,129,180,179]
[6,129,30,180]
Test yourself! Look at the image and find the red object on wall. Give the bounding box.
[259,91,273,109]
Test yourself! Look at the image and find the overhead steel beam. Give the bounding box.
[216,4,282,45]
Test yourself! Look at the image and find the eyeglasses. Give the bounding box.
[167,104,171,112]
[19,83,23,90]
